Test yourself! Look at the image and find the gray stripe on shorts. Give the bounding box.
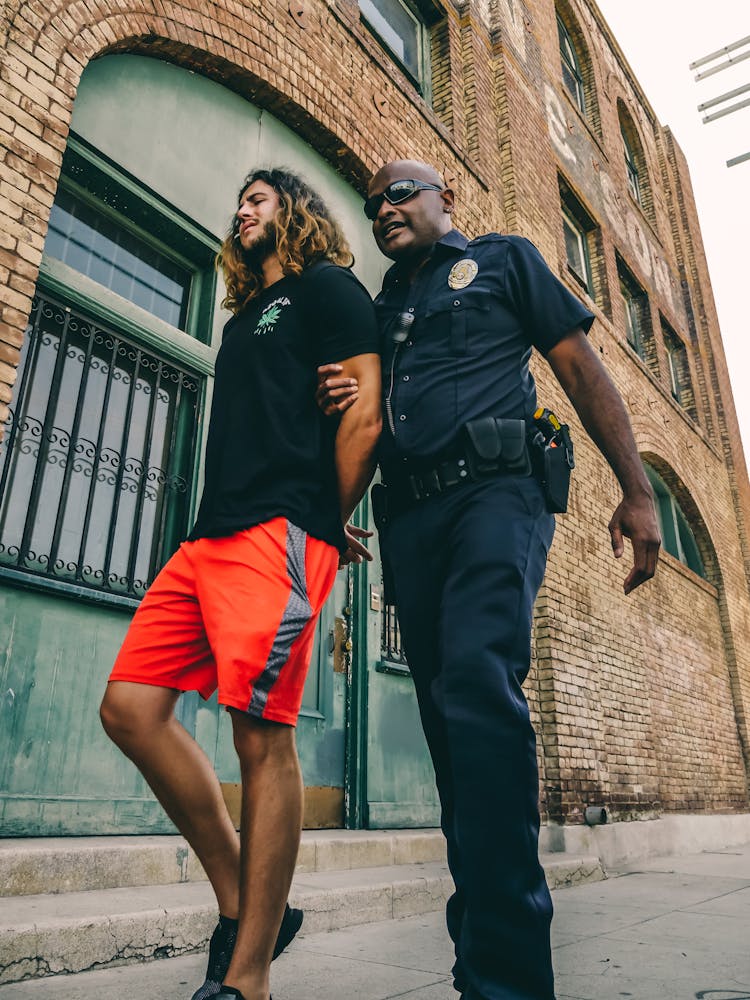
[248,522,313,718]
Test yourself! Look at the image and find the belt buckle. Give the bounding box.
[423,468,441,496]
[408,469,442,501]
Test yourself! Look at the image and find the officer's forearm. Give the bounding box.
[548,331,652,499]
[573,381,651,499]
[335,407,382,523]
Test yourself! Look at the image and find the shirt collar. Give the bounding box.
[382,229,469,289]
[437,228,469,252]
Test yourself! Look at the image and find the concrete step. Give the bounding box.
[0,852,604,986]
[0,829,447,897]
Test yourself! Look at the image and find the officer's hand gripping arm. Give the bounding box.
[316,363,360,415]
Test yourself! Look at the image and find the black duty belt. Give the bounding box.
[375,414,574,522]
[381,418,535,510]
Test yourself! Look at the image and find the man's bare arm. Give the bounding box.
[332,352,382,525]
[546,328,661,594]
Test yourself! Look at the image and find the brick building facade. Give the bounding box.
[0,0,748,834]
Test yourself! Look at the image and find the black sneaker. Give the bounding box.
[273,904,303,959]
[190,906,303,1000]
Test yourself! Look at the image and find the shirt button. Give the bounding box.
[402,375,410,381]
[453,299,461,307]
[399,414,407,421]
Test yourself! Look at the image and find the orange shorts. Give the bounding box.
[109,518,339,725]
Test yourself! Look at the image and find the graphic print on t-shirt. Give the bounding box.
[253,296,292,336]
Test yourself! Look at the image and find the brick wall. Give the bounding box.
[1,0,748,821]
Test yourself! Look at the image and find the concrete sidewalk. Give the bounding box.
[1,842,748,1000]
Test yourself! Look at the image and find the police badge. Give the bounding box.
[448,259,479,289]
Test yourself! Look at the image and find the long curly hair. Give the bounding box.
[217,168,355,313]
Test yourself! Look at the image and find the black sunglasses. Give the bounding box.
[364,179,444,220]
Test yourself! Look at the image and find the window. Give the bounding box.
[562,208,590,291]
[621,126,641,204]
[45,189,192,330]
[0,294,201,602]
[557,14,585,115]
[0,136,218,607]
[559,180,602,303]
[621,280,643,354]
[555,4,602,139]
[662,320,697,419]
[616,255,657,372]
[377,602,410,675]
[666,336,684,401]
[644,463,706,578]
[359,0,430,90]
[617,101,655,225]
[618,266,648,356]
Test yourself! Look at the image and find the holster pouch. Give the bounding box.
[370,483,397,606]
[541,443,572,513]
[530,414,575,513]
[462,417,532,477]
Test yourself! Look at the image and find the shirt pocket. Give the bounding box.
[420,290,492,358]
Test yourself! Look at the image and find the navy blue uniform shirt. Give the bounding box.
[375,229,595,470]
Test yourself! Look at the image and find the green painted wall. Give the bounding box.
[0,53,437,834]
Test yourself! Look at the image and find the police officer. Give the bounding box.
[319,159,660,1000]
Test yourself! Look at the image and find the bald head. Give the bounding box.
[367,160,454,264]
[368,159,445,196]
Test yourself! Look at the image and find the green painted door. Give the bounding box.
[350,494,440,829]
[0,54,384,835]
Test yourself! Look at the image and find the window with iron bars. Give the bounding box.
[0,136,217,608]
[0,294,201,603]
[379,601,410,674]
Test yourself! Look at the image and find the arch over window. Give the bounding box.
[643,460,707,579]
[617,101,655,225]
[555,3,601,139]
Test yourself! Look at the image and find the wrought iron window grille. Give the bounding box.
[0,291,202,606]
[377,599,411,675]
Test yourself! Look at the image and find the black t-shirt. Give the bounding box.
[188,262,379,551]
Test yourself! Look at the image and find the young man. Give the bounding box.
[319,160,661,1000]
[100,168,381,1000]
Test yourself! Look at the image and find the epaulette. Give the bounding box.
[468,233,507,245]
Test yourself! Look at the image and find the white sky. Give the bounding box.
[594,1,749,457]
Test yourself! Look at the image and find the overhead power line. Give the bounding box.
[692,34,750,168]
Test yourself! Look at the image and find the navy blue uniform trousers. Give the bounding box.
[380,474,556,1000]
